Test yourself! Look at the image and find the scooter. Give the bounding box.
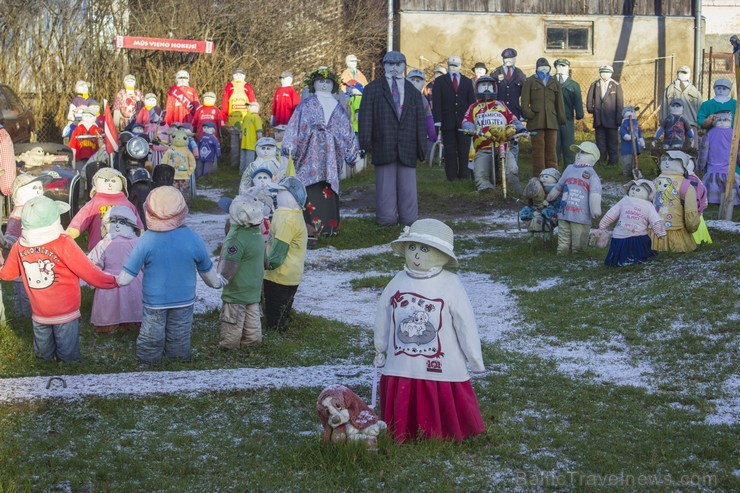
[117,131,155,227]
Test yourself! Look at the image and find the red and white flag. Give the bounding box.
[103,100,119,154]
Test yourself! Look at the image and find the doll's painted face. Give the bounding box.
[714,85,731,100]
[248,103,260,114]
[202,125,216,135]
[252,172,272,188]
[75,81,89,95]
[124,75,136,90]
[256,144,277,159]
[203,95,216,106]
[132,124,145,134]
[474,67,487,78]
[408,77,425,92]
[314,78,334,93]
[623,109,636,120]
[346,58,358,70]
[384,62,406,78]
[95,175,123,194]
[176,75,189,87]
[144,96,157,109]
[714,112,732,128]
[628,184,650,201]
[447,62,461,75]
[659,155,685,174]
[503,57,515,67]
[575,151,598,167]
[109,216,135,239]
[556,64,569,76]
[233,72,246,83]
[669,102,683,116]
[404,242,448,272]
[539,173,559,188]
[281,76,293,87]
[477,81,495,95]
[16,181,44,205]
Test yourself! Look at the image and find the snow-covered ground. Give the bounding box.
[1,188,736,425]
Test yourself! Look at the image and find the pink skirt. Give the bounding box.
[380,375,485,443]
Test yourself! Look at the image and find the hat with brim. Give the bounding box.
[382,51,407,64]
[274,176,307,209]
[406,69,425,80]
[569,141,601,162]
[623,179,656,201]
[390,218,458,268]
[256,136,277,148]
[144,185,188,232]
[11,173,52,204]
[714,78,732,89]
[21,195,70,231]
[599,65,614,73]
[665,150,691,171]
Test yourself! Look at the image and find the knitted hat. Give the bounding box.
[90,167,128,198]
[144,93,157,101]
[256,136,277,148]
[11,173,52,204]
[21,195,70,230]
[251,167,273,180]
[570,142,601,162]
[234,67,247,76]
[539,168,562,182]
[305,67,341,94]
[144,186,188,232]
[623,179,656,201]
[391,218,458,268]
[203,91,217,99]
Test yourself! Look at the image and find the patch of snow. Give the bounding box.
[704,375,740,426]
[705,220,740,235]
[515,278,563,292]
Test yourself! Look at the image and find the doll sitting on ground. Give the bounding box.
[87,206,143,334]
[599,179,666,266]
[519,167,563,242]
[375,219,485,443]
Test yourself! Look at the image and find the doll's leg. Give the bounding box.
[13,279,31,318]
[136,307,167,364]
[219,302,246,350]
[571,223,591,253]
[621,154,634,177]
[375,164,399,226]
[557,220,573,255]
[163,305,194,361]
[396,164,419,226]
[53,320,82,362]
[472,150,494,191]
[32,321,56,362]
[240,303,262,347]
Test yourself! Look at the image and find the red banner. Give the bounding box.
[115,36,214,54]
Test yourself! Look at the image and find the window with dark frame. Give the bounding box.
[546,23,591,52]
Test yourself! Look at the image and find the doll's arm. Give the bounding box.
[449,279,485,373]
[199,265,227,288]
[683,186,700,233]
[266,239,289,270]
[217,257,239,282]
[598,203,620,230]
[373,286,392,367]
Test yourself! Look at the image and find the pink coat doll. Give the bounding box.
[87,206,143,334]
[66,167,144,251]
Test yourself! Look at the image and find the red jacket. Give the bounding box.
[193,105,224,139]
[271,86,300,126]
[69,123,102,160]
[0,235,117,324]
[165,85,200,125]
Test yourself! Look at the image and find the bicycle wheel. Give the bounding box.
[428,140,444,167]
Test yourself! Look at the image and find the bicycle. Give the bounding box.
[427,136,444,167]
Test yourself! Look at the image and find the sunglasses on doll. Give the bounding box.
[110,218,131,226]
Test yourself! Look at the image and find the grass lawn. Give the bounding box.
[0,148,737,492]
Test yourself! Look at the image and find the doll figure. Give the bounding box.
[67,167,144,251]
[239,102,264,173]
[131,122,146,135]
[143,103,170,168]
[161,127,197,202]
[519,168,562,242]
[193,91,224,139]
[586,65,624,166]
[340,55,369,92]
[66,80,93,127]
[471,62,488,82]
[553,58,585,166]
[216,190,273,349]
[165,70,200,125]
[375,218,485,443]
[618,105,645,177]
[117,186,225,365]
[135,93,163,126]
[698,110,740,206]
[221,67,256,127]
[546,142,602,254]
[271,71,301,129]
[661,65,702,147]
[683,155,712,246]
[69,108,102,170]
[87,206,143,334]
[423,66,446,109]
[196,122,221,178]
[599,179,666,266]
[241,137,282,188]
[0,196,117,362]
[654,99,694,150]
[113,74,144,131]
[263,177,308,333]
[649,151,700,252]
[406,70,436,144]
[697,78,736,129]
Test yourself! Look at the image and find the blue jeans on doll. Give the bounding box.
[32,320,81,362]
[136,305,194,364]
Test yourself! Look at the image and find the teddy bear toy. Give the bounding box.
[161,126,197,202]
[316,385,387,450]
[519,167,562,242]
[650,150,700,252]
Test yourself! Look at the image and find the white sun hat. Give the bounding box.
[391,218,458,268]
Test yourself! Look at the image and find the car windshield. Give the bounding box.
[4,88,26,113]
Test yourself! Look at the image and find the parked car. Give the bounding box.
[0,84,35,143]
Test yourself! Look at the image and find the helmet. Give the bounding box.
[175,70,190,80]
[475,75,497,101]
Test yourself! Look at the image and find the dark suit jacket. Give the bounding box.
[432,73,476,131]
[491,66,527,119]
[586,79,624,129]
[358,77,427,167]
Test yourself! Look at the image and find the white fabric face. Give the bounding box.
[628,184,650,201]
[537,66,550,75]
[346,60,358,70]
[408,77,425,92]
[384,62,405,78]
[539,174,558,187]
[599,72,612,81]
[713,86,731,103]
[281,76,293,87]
[124,75,136,89]
[677,72,690,82]
[556,65,570,76]
[95,175,123,194]
[623,109,636,119]
[477,81,494,93]
[715,114,732,128]
[669,104,683,116]
[176,77,189,87]
[474,67,486,77]
[203,126,216,135]
[252,172,272,187]
[277,189,300,209]
[503,58,515,67]
[233,73,246,83]
[144,96,157,108]
[75,82,89,95]
[575,151,598,166]
[203,95,216,106]
[404,242,449,273]
[660,156,684,174]
[16,182,45,206]
[81,113,97,127]
[256,144,277,159]
[314,79,333,93]
[447,63,461,74]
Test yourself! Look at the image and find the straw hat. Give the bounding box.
[90,167,128,198]
[391,218,458,268]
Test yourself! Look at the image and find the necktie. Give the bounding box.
[453,74,459,91]
[392,77,401,117]
[558,75,564,85]
[507,67,512,80]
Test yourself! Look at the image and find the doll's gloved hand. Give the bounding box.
[505,124,517,140]
[638,137,645,148]
[374,351,386,368]
[623,133,632,141]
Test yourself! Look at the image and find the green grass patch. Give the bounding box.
[349,275,393,291]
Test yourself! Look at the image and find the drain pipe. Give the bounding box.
[387,1,394,52]
[694,0,702,84]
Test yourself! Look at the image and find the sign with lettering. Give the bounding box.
[115,36,214,54]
